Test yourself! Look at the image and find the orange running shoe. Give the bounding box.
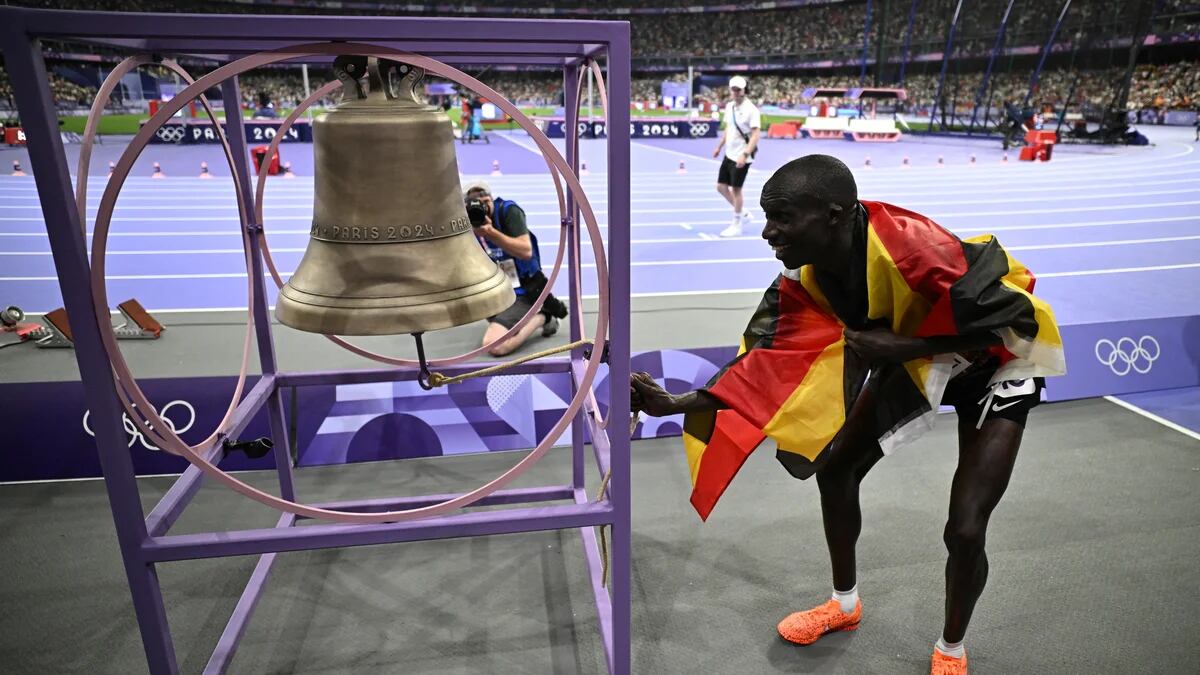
[776,598,862,645]
[931,648,968,674]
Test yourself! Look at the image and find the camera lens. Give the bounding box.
[465,199,489,227]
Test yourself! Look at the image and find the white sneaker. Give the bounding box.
[719,216,743,238]
[740,211,753,227]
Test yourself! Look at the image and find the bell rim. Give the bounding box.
[274,265,515,336]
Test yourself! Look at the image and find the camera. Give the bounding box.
[465,198,490,227]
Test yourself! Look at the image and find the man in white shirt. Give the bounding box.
[713,75,761,237]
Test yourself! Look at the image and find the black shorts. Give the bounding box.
[942,364,1045,428]
[487,292,568,329]
[488,293,533,329]
[717,156,751,188]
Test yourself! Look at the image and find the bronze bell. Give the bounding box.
[275,56,514,336]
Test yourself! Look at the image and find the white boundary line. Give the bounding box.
[7,174,1198,204]
[3,221,1200,253]
[7,261,1200,283]
[10,186,1198,212]
[1103,395,1200,442]
[6,198,1200,223]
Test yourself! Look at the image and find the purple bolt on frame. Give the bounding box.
[0,7,632,674]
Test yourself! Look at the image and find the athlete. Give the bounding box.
[631,154,1065,675]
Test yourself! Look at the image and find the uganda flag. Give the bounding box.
[682,201,1065,520]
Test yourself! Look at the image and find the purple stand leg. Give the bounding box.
[0,23,179,673]
[564,61,585,492]
[204,513,296,674]
[606,30,634,675]
[219,75,296,502]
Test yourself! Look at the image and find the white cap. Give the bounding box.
[728,75,748,90]
[463,180,491,198]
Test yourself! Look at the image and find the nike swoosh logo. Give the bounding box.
[991,400,1023,412]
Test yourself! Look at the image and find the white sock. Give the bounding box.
[831,585,858,614]
[935,636,965,659]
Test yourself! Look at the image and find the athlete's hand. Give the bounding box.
[631,372,677,417]
[736,154,747,168]
[712,146,722,159]
[843,328,923,364]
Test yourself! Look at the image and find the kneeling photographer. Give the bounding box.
[464,181,568,356]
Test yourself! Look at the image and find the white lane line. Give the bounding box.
[1,151,1193,192]
[629,140,723,166]
[7,256,1200,282]
[11,230,1200,254]
[8,174,1198,204]
[1103,396,1200,443]
[12,196,1198,223]
[1037,262,1200,277]
[494,132,546,158]
[12,186,1199,212]
[3,214,1199,244]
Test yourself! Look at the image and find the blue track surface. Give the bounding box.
[2,127,1198,326]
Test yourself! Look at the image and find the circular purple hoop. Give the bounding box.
[252,74,571,366]
[80,56,259,458]
[85,42,611,523]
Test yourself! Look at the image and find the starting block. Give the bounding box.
[34,307,73,348]
[21,299,165,349]
[115,298,164,339]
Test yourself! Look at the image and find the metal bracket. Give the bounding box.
[583,341,610,364]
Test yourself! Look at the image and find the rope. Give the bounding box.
[427,339,593,387]
[599,411,640,588]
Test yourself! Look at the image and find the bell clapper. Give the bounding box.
[412,332,436,391]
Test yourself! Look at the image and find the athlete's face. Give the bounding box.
[759,189,846,270]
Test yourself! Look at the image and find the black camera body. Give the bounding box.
[465,198,490,227]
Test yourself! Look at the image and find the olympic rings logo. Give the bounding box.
[83,400,196,452]
[689,122,711,137]
[155,125,186,143]
[1094,336,1160,376]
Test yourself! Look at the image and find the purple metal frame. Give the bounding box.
[0,7,631,674]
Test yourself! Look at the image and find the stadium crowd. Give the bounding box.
[7,0,1199,61]
[5,59,1195,118]
[1,0,1196,119]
